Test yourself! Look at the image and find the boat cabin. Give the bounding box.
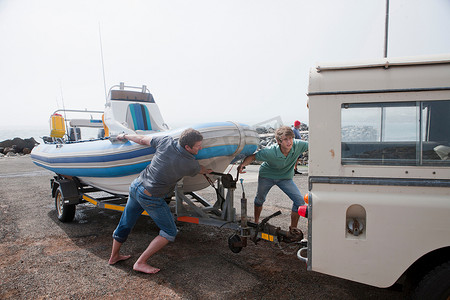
[47,83,169,143]
[106,83,169,134]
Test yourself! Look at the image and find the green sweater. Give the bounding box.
[255,139,308,180]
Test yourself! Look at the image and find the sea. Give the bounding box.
[0,126,50,144]
[0,126,108,144]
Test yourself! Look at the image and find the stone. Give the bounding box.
[0,137,39,154]
[3,147,14,154]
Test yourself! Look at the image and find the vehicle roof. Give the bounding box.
[308,54,450,95]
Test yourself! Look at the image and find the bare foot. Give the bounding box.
[108,254,131,265]
[133,262,160,274]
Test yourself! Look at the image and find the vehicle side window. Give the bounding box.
[341,100,450,166]
[422,100,450,165]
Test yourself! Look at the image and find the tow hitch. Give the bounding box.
[226,176,306,255]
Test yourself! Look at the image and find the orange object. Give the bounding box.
[177,216,199,224]
[102,114,109,137]
[304,193,309,204]
[50,113,65,138]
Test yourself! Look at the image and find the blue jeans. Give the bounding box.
[255,177,304,212]
[113,178,177,243]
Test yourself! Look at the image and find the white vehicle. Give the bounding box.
[298,54,450,299]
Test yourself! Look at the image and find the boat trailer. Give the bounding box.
[51,171,304,254]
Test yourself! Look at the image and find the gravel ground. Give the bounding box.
[0,156,403,299]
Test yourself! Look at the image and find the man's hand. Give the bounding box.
[238,164,247,174]
[117,133,127,140]
[238,154,256,173]
[199,165,213,175]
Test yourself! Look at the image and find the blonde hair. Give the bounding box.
[275,126,294,144]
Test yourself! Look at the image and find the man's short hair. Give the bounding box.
[275,126,294,144]
[179,128,203,148]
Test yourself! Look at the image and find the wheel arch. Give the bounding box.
[401,246,450,290]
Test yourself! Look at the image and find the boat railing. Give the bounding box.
[53,109,104,115]
[107,82,151,101]
[47,109,105,144]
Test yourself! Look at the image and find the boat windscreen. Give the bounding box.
[110,90,155,103]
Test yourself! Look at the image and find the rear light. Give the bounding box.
[298,205,308,218]
[303,193,309,204]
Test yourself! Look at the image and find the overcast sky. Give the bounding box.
[1,0,449,132]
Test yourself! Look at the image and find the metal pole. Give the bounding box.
[384,0,390,58]
[99,23,108,101]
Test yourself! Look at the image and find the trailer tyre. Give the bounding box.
[228,234,243,253]
[412,260,450,300]
[55,187,76,222]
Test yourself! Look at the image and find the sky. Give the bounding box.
[0,0,449,134]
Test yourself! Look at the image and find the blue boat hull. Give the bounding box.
[31,122,259,194]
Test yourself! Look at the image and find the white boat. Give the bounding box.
[31,83,259,195]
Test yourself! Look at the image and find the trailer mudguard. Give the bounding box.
[51,178,80,205]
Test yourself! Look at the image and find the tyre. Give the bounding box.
[228,234,243,253]
[412,260,450,300]
[55,187,76,222]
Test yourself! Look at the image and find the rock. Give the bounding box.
[5,151,17,157]
[342,125,377,142]
[3,147,14,154]
[0,137,39,154]
[256,127,267,134]
[23,148,31,155]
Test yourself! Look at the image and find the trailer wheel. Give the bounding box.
[228,234,243,253]
[55,187,76,222]
[412,260,450,300]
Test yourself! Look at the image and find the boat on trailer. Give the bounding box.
[31,83,260,195]
[31,83,305,254]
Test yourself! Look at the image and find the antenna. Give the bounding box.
[59,82,69,139]
[383,0,390,58]
[98,23,108,101]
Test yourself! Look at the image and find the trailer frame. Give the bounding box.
[51,172,303,253]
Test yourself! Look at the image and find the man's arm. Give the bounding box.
[117,133,152,146]
[238,154,256,173]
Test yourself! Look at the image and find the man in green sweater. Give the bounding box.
[238,126,308,236]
